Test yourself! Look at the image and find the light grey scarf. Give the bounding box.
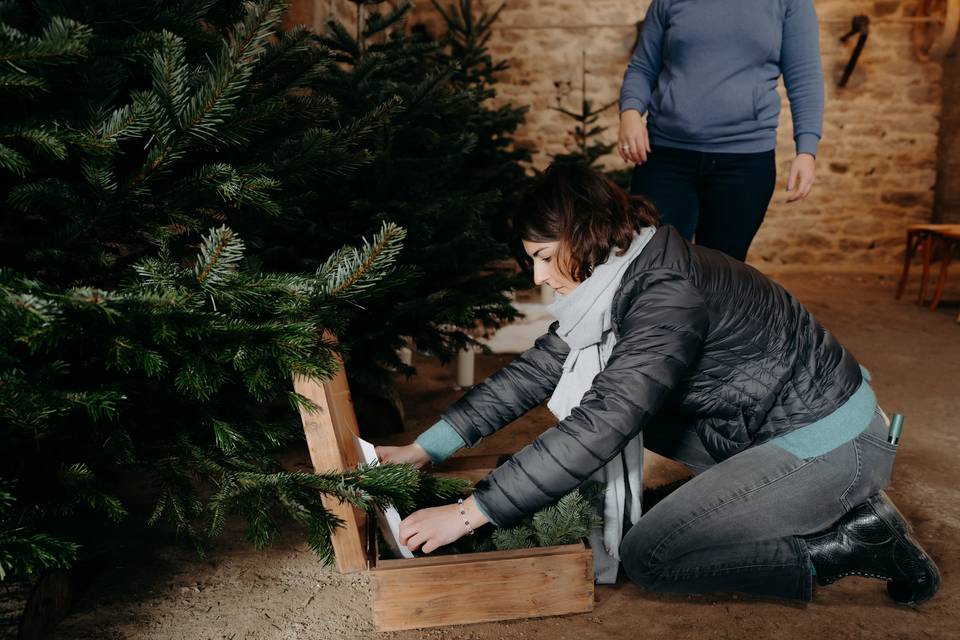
[545,226,655,584]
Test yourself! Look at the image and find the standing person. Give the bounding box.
[377,164,940,605]
[618,0,824,261]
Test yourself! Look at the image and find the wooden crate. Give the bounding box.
[293,363,595,632]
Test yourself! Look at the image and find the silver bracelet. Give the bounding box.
[457,498,474,535]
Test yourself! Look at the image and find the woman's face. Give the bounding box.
[521,239,580,295]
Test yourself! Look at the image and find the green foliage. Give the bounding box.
[0,0,535,583]
[0,0,450,583]
[0,220,408,576]
[292,0,530,395]
[0,480,80,581]
[491,484,603,551]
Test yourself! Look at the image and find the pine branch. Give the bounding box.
[0,142,28,175]
[180,0,286,143]
[0,126,70,160]
[0,16,91,65]
[317,222,406,300]
[150,30,191,125]
[363,2,413,39]
[193,225,245,289]
[0,71,47,93]
[490,486,601,551]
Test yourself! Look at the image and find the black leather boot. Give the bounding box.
[802,492,940,606]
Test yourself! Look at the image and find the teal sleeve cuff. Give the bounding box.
[472,493,500,528]
[414,419,466,464]
[796,132,820,157]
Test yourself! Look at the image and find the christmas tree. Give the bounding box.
[430,0,533,245]
[283,1,529,428]
[0,0,463,582]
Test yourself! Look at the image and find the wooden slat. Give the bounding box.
[375,541,587,571]
[293,372,368,573]
[372,543,594,631]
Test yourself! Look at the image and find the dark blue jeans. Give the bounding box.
[619,409,897,601]
[630,145,777,261]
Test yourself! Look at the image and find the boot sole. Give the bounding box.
[867,492,941,606]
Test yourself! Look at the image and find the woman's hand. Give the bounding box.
[618,109,651,165]
[786,153,816,203]
[399,496,490,554]
[374,443,431,469]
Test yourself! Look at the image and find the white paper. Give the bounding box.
[357,437,414,559]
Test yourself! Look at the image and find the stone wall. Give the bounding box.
[291,0,947,269]
[284,0,356,33]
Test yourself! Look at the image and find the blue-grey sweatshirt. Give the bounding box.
[619,0,824,156]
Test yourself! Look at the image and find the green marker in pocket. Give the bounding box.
[888,413,904,446]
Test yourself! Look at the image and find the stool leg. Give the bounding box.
[918,234,935,305]
[896,231,920,300]
[930,240,953,311]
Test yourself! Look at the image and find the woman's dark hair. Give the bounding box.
[512,163,660,282]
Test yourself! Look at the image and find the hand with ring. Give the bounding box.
[618,109,651,165]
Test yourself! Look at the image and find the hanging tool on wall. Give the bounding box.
[838,14,870,88]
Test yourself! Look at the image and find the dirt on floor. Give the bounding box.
[5,271,958,640]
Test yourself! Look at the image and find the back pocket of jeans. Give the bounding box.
[848,433,897,506]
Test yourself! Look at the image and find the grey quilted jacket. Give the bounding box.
[442,225,862,527]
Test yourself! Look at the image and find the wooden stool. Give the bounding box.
[896,224,960,304]
[927,225,960,316]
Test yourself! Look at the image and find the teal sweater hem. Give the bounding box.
[768,366,878,459]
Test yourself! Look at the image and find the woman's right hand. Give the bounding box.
[374,443,431,469]
[618,109,651,165]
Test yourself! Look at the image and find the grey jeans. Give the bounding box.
[619,408,897,601]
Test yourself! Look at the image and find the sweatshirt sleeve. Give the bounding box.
[781,0,824,156]
[619,0,668,115]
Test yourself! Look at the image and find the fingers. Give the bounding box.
[405,532,428,552]
[618,120,651,164]
[628,125,650,164]
[785,164,801,203]
[786,164,799,192]
[622,136,642,164]
[634,131,648,164]
[618,136,634,163]
[786,166,815,203]
[617,120,630,163]
[796,172,815,201]
[399,513,419,545]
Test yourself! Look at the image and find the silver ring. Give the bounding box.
[622,144,630,150]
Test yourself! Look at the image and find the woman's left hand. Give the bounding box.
[399,496,489,554]
[786,153,816,203]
